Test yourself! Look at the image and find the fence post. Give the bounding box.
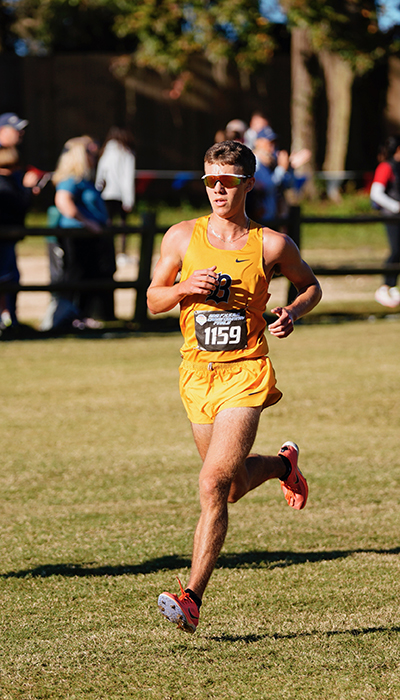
[133,211,156,324]
[286,204,301,305]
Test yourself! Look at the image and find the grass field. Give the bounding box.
[1,320,400,699]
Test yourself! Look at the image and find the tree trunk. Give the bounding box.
[385,55,400,132]
[319,51,354,201]
[290,26,317,198]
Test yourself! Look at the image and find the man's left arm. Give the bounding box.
[266,233,322,338]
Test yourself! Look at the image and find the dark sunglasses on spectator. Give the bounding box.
[201,174,251,188]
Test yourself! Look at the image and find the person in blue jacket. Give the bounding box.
[0,146,31,328]
[247,128,311,225]
[51,136,116,325]
[246,127,296,224]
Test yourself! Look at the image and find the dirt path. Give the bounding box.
[17,255,140,325]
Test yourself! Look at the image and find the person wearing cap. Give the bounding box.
[0,113,28,148]
[0,112,43,191]
[0,114,31,325]
[244,111,270,151]
[0,146,31,328]
[246,126,293,224]
[247,127,310,225]
[254,125,280,163]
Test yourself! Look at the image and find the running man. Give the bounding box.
[147,140,322,633]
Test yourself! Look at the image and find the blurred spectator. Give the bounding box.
[247,127,311,225]
[225,119,248,143]
[246,127,294,224]
[42,136,115,330]
[244,111,269,151]
[0,147,31,328]
[370,135,400,308]
[95,127,135,263]
[247,126,311,223]
[214,129,226,144]
[0,112,44,192]
[0,112,28,148]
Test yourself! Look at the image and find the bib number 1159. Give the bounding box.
[203,324,241,346]
[194,309,247,351]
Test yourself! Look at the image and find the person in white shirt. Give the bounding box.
[370,135,400,308]
[95,127,136,260]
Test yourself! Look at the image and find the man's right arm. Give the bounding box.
[147,223,218,315]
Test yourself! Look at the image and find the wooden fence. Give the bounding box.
[1,206,400,327]
[0,212,160,325]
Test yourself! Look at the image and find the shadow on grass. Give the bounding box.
[209,625,400,644]
[0,555,191,579]
[1,546,400,579]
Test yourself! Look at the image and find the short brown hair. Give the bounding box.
[204,140,256,177]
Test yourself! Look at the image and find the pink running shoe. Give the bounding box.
[158,579,200,633]
[278,441,308,510]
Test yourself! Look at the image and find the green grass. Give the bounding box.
[1,321,400,698]
[301,193,386,257]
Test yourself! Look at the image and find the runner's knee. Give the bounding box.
[199,471,231,505]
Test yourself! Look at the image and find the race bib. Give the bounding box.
[194,309,247,352]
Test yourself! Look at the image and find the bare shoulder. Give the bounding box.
[161,217,197,258]
[153,217,199,280]
[149,218,198,288]
[262,226,297,265]
[164,217,197,239]
[261,225,319,289]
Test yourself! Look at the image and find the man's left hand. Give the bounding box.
[268,307,294,338]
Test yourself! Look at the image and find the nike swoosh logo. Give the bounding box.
[235,258,250,263]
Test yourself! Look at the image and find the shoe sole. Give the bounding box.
[281,440,299,455]
[158,593,196,633]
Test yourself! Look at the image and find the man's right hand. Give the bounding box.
[180,266,218,296]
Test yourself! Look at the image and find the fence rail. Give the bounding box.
[0,212,162,324]
[1,207,400,325]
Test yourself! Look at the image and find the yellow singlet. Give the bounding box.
[179,216,271,363]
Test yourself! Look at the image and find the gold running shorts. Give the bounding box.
[179,357,282,425]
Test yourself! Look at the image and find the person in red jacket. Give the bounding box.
[370,135,400,308]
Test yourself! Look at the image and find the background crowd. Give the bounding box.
[1,108,400,332]
[0,115,136,331]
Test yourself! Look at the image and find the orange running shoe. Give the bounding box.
[158,579,200,633]
[278,441,308,510]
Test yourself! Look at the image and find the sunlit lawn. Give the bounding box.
[1,320,399,698]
